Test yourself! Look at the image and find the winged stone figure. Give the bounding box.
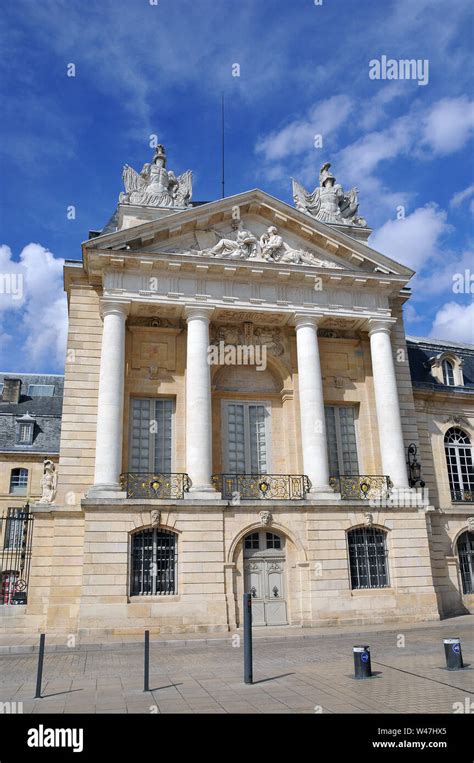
[292,162,367,227]
[120,145,192,208]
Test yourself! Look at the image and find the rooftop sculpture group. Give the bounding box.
[292,162,367,227]
[120,145,192,208]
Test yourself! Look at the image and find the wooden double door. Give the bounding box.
[243,530,287,626]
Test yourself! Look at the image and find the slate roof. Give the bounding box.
[406,336,474,392]
[0,374,64,453]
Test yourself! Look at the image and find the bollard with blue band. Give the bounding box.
[353,645,372,679]
[443,638,464,671]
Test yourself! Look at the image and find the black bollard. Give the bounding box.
[353,645,372,679]
[144,630,150,691]
[444,638,464,671]
[34,633,46,698]
[243,593,253,684]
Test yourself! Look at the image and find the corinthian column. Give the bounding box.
[294,314,332,496]
[184,306,216,496]
[91,300,130,495]
[368,319,409,488]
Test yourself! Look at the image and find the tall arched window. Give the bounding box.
[9,468,28,495]
[130,527,177,596]
[442,359,455,386]
[348,527,389,589]
[444,428,474,502]
[457,531,474,594]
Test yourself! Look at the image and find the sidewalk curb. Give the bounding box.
[1,615,472,655]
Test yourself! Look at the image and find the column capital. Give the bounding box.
[183,305,215,322]
[367,317,397,337]
[99,299,131,320]
[293,312,325,330]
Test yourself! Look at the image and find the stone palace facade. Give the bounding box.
[1,150,473,635]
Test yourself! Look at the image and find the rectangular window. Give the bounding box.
[129,398,173,472]
[223,401,271,473]
[27,384,55,397]
[9,470,28,495]
[325,405,359,476]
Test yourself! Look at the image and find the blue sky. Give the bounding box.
[0,0,473,372]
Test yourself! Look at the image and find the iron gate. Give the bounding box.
[0,505,34,605]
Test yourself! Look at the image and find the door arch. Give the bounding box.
[243,529,287,626]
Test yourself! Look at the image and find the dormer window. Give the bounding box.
[15,413,35,446]
[428,352,464,387]
[442,359,455,386]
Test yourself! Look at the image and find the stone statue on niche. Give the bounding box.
[39,459,57,504]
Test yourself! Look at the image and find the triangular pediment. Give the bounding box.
[83,189,414,281]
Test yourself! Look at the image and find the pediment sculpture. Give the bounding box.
[120,144,192,208]
[160,224,343,268]
[292,162,367,227]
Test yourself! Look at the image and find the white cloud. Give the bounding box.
[450,184,474,208]
[421,97,474,156]
[416,247,473,297]
[429,301,474,344]
[255,95,353,162]
[369,204,450,271]
[403,303,424,324]
[0,244,67,370]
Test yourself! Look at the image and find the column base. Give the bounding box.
[87,483,127,500]
[308,487,339,501]
[185,485,221,500]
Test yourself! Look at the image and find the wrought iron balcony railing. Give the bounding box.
[212,473,311,500]
[120,473,191,499]
[450,489,473,503]
[330,475,392,501]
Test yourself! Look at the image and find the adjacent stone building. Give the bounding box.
[407,337,474,617]
[0,150,472,635]
[0,374,63,613]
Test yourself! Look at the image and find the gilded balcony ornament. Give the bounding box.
[120,473,190,499]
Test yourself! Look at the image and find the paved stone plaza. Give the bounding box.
[0,616,472,714]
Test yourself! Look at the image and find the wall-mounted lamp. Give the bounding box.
[407,443,425,488]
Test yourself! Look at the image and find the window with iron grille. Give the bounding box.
[348,527,389,589]
[130,528,177,596]
[458,531,474,594]
[3,508,25,549]
[9,468,28,496]
[444,428,474,501]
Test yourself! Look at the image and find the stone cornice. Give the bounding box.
[81,189,414,280]
[86,251,406,300]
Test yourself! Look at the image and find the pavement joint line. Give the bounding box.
[371,661,474,694]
